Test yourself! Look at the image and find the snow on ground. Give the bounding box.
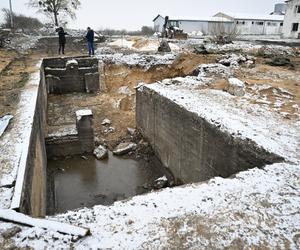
[96,49,177,69]
[107,38,180,52]
[108,39,135,49]
[204,42,296,56]
[3,162,299,249]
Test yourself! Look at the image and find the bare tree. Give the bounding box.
[28,0,80,26]
[1,8,43,32]
[209,21,240,44]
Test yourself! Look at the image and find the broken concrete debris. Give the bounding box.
[196,63,232,78]
[0,115,13,137]
[93,145,108,160]
[113,142,137,156]
[127,127,136,136]
[0,209,90,237]
[194,44,209,54]
[1,226,21,239]
[153,176,168,189]
[217,53,255,67]
[103,127,115,134]
[227,78,246,97]
[101,118,111,126]
[158,40,171,53]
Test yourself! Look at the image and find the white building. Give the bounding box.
[213,12,284,35]
[153,15,234,35]
[282,0,300,38]
[153,3,289,37]
[153,15,165,33]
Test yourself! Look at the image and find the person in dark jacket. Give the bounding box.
[86,27,95,56]
[56,27,68,55]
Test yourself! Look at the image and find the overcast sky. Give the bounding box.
[0,0,284,30]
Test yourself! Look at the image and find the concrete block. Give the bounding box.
[85,72,100,93]
[76,110,94,154]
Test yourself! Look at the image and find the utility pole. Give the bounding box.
[9,0,14,30]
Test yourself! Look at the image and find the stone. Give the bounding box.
[103,127,115,134]
[94,145,108,160]
[158,40,171,53]
[113,142,137,156]
[1,226,21,239]
[153,176,168,189]
[127,127,136,136]
[227,78,246,97]
[194,44,209,55]
[101,118,111,126]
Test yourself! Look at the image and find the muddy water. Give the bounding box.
[48,152,168,214]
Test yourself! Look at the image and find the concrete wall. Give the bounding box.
[12,63,48,217]
[46,113,95,159]
[235,19,283,35]
[136,86,282,184]
[283,0,300,38]
[44,57,100,94]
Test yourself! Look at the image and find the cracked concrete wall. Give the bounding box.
[136,86,283,184]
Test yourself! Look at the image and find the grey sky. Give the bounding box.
[0,0,284,30]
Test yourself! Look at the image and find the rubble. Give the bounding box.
[153,176,168,189]
[158,40,171,53]
[227,78,246,96]
[127,127,136,136]
[1,226,21,239]
[217,53,255,67]
[0,115,13,137]
[103,127,115,134]
[113,142,137,156]
[196,63,233,78]
[96,51,176,69]
[194,44,209,54]
[93,145,108,160]
[101,118,111,126]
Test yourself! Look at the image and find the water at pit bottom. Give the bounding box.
[48,152,169,214]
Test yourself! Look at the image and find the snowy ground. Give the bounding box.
[0,38,300,249]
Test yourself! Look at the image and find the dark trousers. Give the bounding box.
[59,42,65,54]
[87,41,94,56]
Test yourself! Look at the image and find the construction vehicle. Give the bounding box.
[162,16,188,40]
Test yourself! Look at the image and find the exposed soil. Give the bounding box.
[2,37,299,148]
[48,53,219,145]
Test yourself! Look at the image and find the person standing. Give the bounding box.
[56,27,68,55]
[86,27,95,56]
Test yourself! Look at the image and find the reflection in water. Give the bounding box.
[48,152,167,214]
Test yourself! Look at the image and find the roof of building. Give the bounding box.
[214,12,284,21]
[153,14,164,22]
[167,16,233,23]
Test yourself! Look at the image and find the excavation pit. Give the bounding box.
[4,55,288,219]
[47,153,171,214]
